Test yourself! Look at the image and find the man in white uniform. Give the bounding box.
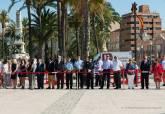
[112,56,123,89]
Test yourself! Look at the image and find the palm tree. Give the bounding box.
[0,10,9,58]
[9,0,33,57]
[89,0,106,54]
[31,0,56,61]
[4,20,16,57]
[69,0,108,58]
[5,20,16,41]
[32,9,57,61]
[68,11,83,57]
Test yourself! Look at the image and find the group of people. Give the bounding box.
[125,55,165,90]
[0,58,45,89]
[0,54,165,90]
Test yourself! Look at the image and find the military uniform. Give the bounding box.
[101,59,113,89]
[36,62,45,89]
[55,60,65,89]
[65,61,73,89]
[74,59,84,89]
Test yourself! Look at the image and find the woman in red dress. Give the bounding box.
[151,59,163,89]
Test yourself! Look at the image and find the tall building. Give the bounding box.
[108,22,120,51]
[120,5,161,57]
[108,29,120,51]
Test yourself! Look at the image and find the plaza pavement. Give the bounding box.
[1,80,165,114]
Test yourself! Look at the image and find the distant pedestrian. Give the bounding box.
[74,56,84,89]
[55,56,65,89]
[140,56,151,89]
[101,55,113,89]
[11,59,17,89]
[65,57,74,89]
[36,59,45,89]
[151,58,163,89]
[84,57,93,89]
[94,57,103,87]
[0,60,3,88]
[112,56,123,89]
[19,59,27,89]
[47,58,55,89]
[126,59,136,89]
[133,61,139,87]
[161,55,165,86]
[3,60,11,89]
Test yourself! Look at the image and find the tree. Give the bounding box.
[89,1,120,54]
[89,0,106,54]
[68,11,83,57]
[0,10,9,58]
[31,9,57,61]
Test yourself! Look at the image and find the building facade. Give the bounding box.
[120,5,162,58]
[108,29,120,51]
[107,22,120,52]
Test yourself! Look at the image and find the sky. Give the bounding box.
[0,0,165,29]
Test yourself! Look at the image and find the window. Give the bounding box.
[143,15,148,18]
[129,21,139,24]
[143,22,148,24]
[153,16,159,18]
[155,27,161,30]
[149,22,153,24]
[156,22,161,24]
[132,27,140,30]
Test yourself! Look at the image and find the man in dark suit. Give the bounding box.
[140,56,151,89]
[36,59,45,89]
[47,58,55,89]
[84,57,94,89]
[55,56,65,89]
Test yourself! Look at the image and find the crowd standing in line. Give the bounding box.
[0,55,165,90]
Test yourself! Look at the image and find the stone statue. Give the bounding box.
[12,10,29,59]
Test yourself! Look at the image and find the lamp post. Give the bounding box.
[131,2,137,61]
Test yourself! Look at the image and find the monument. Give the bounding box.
[12,10,29,59]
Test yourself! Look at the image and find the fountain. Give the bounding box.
[12,10,29,59]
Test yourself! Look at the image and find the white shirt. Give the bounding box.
[74,60,84,70]
[0,62,3,72]
[162,60,165,70]
[112,60,123,71]
[103,60,113,70]
[97,60,103,71]
[94,61,103,73]
[32,63,37,72]
[3,63,11,74]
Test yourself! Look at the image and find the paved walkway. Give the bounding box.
[1,82,165,114]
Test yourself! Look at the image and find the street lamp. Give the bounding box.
[131,2,137,61]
